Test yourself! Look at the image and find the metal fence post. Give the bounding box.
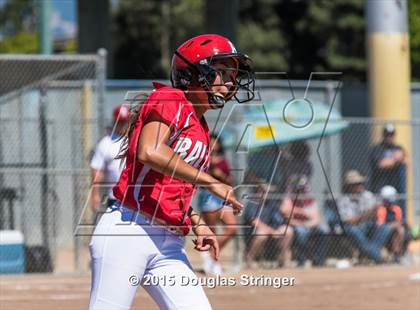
[39,85,50,251]
[97,48,107,137]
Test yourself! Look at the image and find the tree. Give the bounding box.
[286,0,366,80]
[409,0,420,81]
[111,0,419,81]
[112,0,204,79]
[237,0,288,73]
[237,0,366,80]
[0,0,37,36]
[0,31,38,53]
[0,0,39,53]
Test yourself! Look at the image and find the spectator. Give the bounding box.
[244,182,294,268]
[370,123,408,221]
[197,134,236,275]
[377,186,405,263]
[90,104,130,212]
[281,175,326,267]
[280,141,313,193]
[338,170,392,264]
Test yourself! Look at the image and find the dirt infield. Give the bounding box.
[1,265,419,310]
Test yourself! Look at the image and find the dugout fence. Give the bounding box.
[0,51,106,273]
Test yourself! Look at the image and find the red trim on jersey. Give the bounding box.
[113,83,210,235]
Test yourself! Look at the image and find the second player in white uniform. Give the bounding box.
[90,104,130,211]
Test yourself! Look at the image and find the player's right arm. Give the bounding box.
[90,138,108,212]
[90,169,104,212]
[137,120,243,213]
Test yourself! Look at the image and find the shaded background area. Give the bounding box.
[1,0,419,80]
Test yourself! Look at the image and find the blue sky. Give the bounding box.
[1,0,120,40]
[52,0,77,39]
[0,0,77,39]
[52,0,120,39]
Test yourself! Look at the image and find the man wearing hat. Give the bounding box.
[337,170,392,263]
[370,123,407,221]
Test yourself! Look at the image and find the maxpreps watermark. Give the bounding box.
[131,274,296,289]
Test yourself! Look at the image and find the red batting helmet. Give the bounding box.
[171,34,255,108]
[113,104,130,123]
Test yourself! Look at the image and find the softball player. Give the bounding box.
[88,34,255,309]
[90,104,130,212]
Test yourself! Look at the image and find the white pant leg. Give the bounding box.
[142,235,212,310]
[88,208,164,310]
[89,206,211,310]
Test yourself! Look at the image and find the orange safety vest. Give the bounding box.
[377,205,402,225]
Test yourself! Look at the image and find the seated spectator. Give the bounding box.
[337,170,392,264]
[377,186,405,263]
[244,182,294,268]
[323,191,344,234]
[281,175,326,267]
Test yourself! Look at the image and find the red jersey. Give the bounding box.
[113,83,210,233]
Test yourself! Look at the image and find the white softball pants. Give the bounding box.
[88,205,212,310]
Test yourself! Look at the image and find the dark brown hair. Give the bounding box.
[115,93,148,160]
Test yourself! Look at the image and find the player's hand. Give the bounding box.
[192,225,220,260]
[208,181,243,215]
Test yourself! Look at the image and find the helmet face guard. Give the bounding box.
[209,53,255,104]
[172,51,255,109]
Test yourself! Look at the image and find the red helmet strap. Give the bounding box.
[174,50,224,108]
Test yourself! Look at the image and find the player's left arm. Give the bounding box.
[188,207,220,260]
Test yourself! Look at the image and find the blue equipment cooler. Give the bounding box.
[0,230,25,274]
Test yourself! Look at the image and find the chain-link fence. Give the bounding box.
[0,52,106,273]
[231,119,419,269]
[1,74,418,274]
[192,81,420,271]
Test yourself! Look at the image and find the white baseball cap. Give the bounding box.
[380,185,397,203]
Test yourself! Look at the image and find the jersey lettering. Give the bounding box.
[174,137,192,159]
[185,141,203,164]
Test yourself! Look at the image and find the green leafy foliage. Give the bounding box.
[112,0,204,78]
[0,0,418,80]
[0,0,39,53]
[0,0,37,36]
[0,31,38,53]
[237,0,288,73]
[408,0,420,80]
[238,0,366,80]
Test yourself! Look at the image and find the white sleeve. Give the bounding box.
[337,197,352,222]
[90,138,108,171]
[363,191,377,211]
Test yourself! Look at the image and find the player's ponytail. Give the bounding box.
[115,93,148,161]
